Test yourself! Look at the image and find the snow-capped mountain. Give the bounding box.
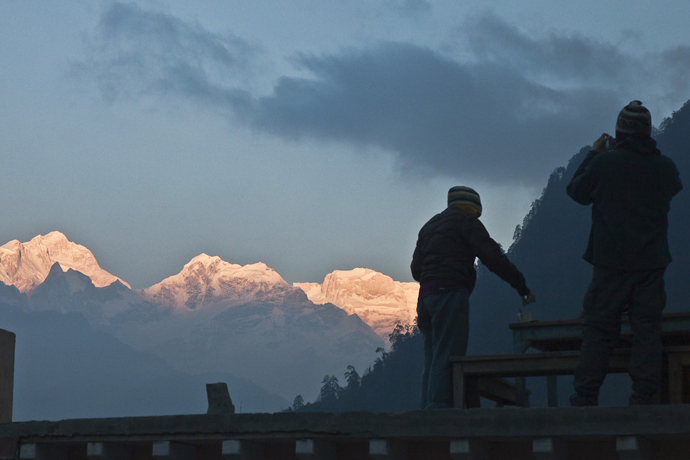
[139,254,296,312]
[0,232,389,402]
[0,231,129,292]
[295,268,419,340]
[130,255,382,400]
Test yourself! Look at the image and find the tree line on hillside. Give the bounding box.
[287,323,423,413]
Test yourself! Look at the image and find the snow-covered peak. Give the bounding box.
[183,254,287,285]
[0,231,130,292]
[294,268,419,340]
[139,254,293,312]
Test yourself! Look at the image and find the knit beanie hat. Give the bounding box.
[448,186,482,216]
[616,100,652,136]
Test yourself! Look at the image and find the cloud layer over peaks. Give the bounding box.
[76,2,257,105]
[76,3,690,186]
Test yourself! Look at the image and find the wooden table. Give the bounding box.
[508,312,690,406]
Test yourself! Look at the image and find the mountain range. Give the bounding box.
[0,232,418,419]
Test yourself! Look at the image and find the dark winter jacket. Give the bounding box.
[411,206,529,296]
[567,136,682,270]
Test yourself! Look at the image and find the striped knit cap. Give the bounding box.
[448,186,482,216]
[616,100,652,136]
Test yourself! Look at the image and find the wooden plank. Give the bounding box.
[509,318,583,330]
[458,356,581,376]
[515,376,529,408]
[510,313,690,353]
[666,348,690,404]
[453,362,466,409]
[452,345,690,408]
[452,350,632,378]
[667,353,684,404]
[546,376,559,407]
[464,376,480,409]
[476,378,517,406]
[451,351,581,363]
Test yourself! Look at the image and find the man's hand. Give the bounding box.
[521,291,536,306]
[592,133,614,153]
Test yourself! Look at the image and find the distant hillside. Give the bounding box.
[0,302,287,420]
[470,99,690,356]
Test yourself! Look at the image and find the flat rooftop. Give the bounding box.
[2,406,690,459]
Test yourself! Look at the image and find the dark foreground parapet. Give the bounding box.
[2,405,690,459]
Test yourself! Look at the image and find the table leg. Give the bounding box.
[465,376,481,408]
[515,377,529,407]
[546,375,558,407]
[453,363,466,409]
[667,353,684,404]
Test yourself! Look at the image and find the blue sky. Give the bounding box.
[1,1,689,288]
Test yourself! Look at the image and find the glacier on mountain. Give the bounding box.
[0,231,129,292]
[138,254,293,312]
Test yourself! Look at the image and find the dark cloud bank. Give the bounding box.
[77,3,690,187]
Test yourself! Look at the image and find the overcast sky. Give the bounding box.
[2,1,689,288]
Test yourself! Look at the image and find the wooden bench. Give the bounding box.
[451,346,690,409]
[472,377,528,408]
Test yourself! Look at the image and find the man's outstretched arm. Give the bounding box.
[465,218,534,303]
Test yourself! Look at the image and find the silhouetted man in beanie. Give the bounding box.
[411,186,535,409]
[567,101,682,406]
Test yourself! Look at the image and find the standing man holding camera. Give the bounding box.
[411,186,536,409]
[567,100,682,406]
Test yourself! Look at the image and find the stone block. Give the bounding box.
[207,382,235,415]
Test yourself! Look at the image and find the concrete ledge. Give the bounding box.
[4,407,690,460]
[3,406,690,442]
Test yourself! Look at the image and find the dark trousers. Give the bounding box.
[417,289,469,409]
[573,266,667,403]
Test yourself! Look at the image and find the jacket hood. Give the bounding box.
[617,136,660,156]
